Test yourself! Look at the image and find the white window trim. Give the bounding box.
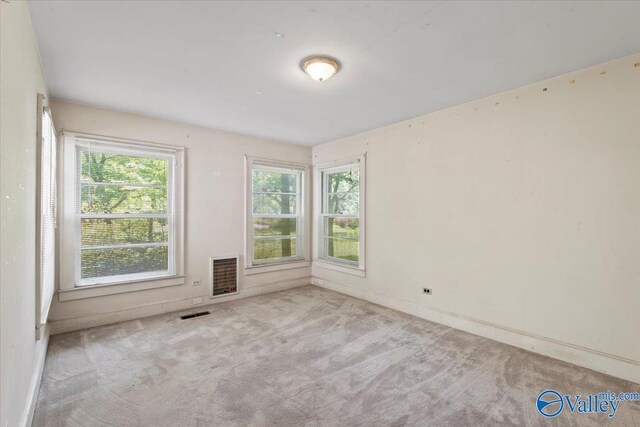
[245,156,310,272]
[313,259,366,277]
[59,131,185,300]
[313,154,366,274]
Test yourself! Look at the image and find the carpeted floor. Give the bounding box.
[34,286,639,426]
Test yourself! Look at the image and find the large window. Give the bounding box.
[318,156,365,271]
[61,134,184,294]
[246,158,308,266]
[36,95,57,337]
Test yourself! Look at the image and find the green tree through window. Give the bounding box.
[251,163,302,263]
[79,147,170,280]
[321,165,360,264]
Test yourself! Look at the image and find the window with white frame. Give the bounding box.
[61,134,184,290]
[247,158,307,266]
[36,95,57,337]
[318,156,365,269]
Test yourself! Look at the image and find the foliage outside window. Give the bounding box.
[249,161,305,265]
[75,141,179,286]
[320,162,363,266]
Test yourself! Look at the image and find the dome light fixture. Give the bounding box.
[300,55,341,82]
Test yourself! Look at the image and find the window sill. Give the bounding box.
[58,275,185,301]
[313,260,366,277]
[244,260,311,276]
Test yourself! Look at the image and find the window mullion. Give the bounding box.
[81,242,168,251]
[252,191,298,196]
[81,181,166,189]
[80,213,169,219]
[253,213,298,219]
[253,236,296,241]
[321,236,359,241]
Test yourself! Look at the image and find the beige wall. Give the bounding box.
[312,54,640,382]
[48,101,312,328]
[0,2,51,426]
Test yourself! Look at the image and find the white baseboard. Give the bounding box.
[50,277,311,334]
[21,324,50,427]
[312,277,640,385]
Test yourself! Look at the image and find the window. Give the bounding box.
[36,95,56,337]
[317,155,365,271]
[61,133,184,295]
[246,158,308,267]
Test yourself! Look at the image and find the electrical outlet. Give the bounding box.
[422,288,432,295]
[192,297,203,305]
[192,279,201,286]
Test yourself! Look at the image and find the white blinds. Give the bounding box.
[38,107,56,335]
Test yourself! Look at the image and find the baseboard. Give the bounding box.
[21,324,50,427]
[50,277,311,335]
[312,277,640,385]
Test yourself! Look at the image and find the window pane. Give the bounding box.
[252,169,297,193]
[326,169,359,193]
[254,218,297,237]
[80,148,167,186]
[81,246,168,279]
[325,217,359,239]
[254,238,297,260]
[326,193,359,215]
[81,218,168,246]
[324,237,359,263]
[252,194,296,215]
[81,184,167,214]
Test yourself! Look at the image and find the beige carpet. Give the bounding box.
[34,286,639,426]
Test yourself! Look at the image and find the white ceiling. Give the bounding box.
[28,1,640,146]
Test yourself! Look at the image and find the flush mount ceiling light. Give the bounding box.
[300,55,341,82]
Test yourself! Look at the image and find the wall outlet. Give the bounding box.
[192,297,203,305]
[422,288,432,295]
[192,279,201,286]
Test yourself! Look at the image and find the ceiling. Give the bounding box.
[28,1,640,146]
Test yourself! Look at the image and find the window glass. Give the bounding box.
[77,147,172,283]
[250,164,303,264]
[320,164,362,266]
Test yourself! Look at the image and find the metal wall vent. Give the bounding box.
[210,256,238,297]
[180,311,210,320]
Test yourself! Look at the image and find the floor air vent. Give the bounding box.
[180,311,210,320]
[210,256,239,297]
